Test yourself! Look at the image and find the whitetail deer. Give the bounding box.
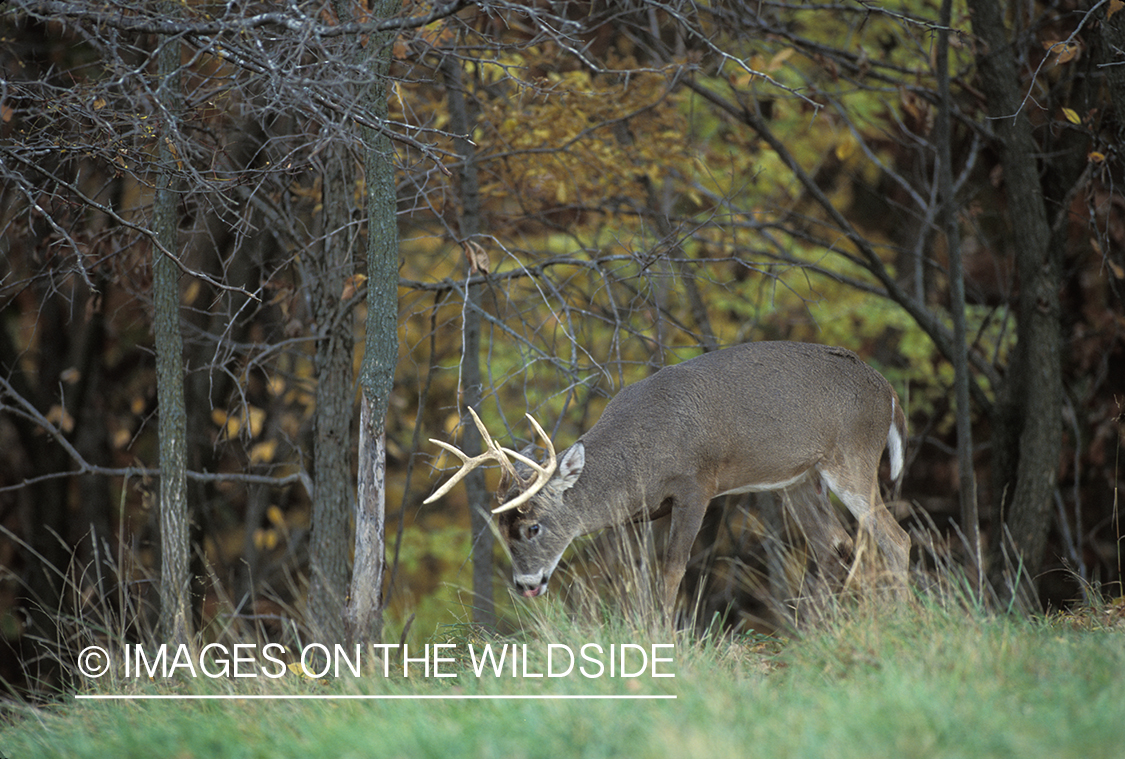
[426,341,910,610]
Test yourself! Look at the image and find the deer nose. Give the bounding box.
[514,573,548,598]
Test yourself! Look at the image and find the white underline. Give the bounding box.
[75,693,676,701]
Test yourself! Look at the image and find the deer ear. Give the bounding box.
[556,443,585,491]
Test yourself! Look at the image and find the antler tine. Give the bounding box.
[476,410,523,485]
[492,413,558,514]
[422,439,490,504]
[423,408,517,504]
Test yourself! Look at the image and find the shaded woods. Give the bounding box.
[1,0,1123,698]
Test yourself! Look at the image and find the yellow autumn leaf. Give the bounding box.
[212,406,264,438]
[288,180,321,203]
[253,527,279,551]
[1109,0,1124,20]
[1109,259,1125,280]
[267,375,286,397]
[266,504,286,528]
[47,404,75,433]
[730,65,757,87]
[250,439,278,465]
[1043,40,1080,65]
[112,428,132,450]
[164,137,183,170]
[246,405,266,438]
[213,408,242,438]
[1088,151,1106,163]
[183,279,202,306]
[341,273,366,301]
[1061,107,1081,125]
[768,48,795,73]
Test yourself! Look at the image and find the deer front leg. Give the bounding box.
[661,495,709,617]
[783,477,855,582]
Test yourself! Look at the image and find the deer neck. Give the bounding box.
[562,434,656,535]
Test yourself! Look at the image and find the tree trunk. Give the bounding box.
[307,140,357,645]
[441,54,495,630]
[346,0,399,646]
[968,0,1062,606]
[349,394,387,646]
[154,27,192,646]
[936,0,981,580]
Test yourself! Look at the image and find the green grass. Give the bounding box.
[3,600,1123,759]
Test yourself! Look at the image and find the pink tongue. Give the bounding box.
[522,585,545,598]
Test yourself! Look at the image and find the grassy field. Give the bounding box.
[2,598,1123,759]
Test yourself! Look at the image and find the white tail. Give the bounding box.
[427,341,910,608]
[887,398,905,482]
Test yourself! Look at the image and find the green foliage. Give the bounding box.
[382,522,476,643]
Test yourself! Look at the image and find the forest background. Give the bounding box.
[1,0,1123,699]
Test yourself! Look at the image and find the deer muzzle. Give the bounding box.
[514,572,548,598]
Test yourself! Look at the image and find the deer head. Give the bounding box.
[424,409,579,595]
[494,443,587,597]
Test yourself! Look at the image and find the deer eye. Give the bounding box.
[525,524,541,540]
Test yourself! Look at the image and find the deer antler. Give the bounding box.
[491,414,556,515]
[424,409,557,514]
[424,408,519,505]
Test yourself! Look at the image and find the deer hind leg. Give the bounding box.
[820,470,910,584]
[863,499,911,583]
